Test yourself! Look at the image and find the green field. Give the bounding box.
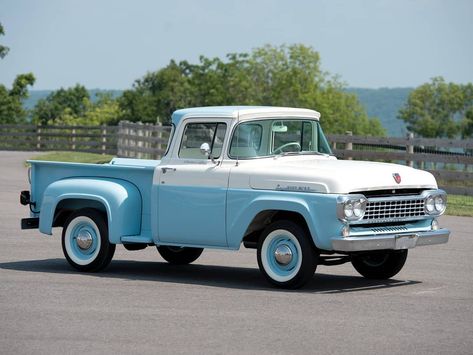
[446,195,473,217]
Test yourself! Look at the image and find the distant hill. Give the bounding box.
[346,87,412,137]
[24,88,412,136]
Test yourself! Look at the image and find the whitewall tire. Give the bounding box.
[61,208,115,272]
[257,220,318,289]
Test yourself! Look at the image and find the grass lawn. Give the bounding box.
[446,195,473,217]
[29,151,114,164]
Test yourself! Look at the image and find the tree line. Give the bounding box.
[1,21,472,138]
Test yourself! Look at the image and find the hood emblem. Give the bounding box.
[393,173,401,184]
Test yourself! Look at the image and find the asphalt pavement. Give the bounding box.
[1,151,472,355]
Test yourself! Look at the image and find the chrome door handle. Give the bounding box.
[161,167,177,174]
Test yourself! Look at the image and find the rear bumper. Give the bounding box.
[332,229,450,252]
[21,218,39,230]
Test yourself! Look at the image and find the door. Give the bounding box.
[157,121,230,247]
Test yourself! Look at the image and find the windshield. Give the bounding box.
[229,118,332,159]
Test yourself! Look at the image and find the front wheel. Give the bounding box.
[351,250,408,279]
[62,208,115,272]
[257,220,318,289]
[157,246,203,265]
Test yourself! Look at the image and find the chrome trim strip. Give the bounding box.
[348,225,431,237]
[365,189,437,202]
[331,228,450,252]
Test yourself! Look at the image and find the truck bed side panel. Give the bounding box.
[29,161,156,240]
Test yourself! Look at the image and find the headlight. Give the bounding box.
[424,190,447,216]
[337,195,367,222]
[353,200,364,217]
[426,196,435,213]
[434,195,446,213]
[344,201,354,218]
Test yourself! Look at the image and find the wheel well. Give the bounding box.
[242,210,313,249]
[53,199,108,228]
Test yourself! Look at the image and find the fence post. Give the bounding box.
[345,131,353,160]
[406,132,414,167]
[36,126,41,150]
[126,121,131,158]
[156,122,163,160]
[72,127,76,151]
[117,122,122,157]
[130,122,135,158]
[419,145,425,170]
[137,122,143,159]
[101,126,107,154]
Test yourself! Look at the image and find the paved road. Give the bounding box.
[1,151,472,355]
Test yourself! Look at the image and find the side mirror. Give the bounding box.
[200,142,211,157]
[199,142,219,165]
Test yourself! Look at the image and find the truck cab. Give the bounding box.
[21,106,450,289]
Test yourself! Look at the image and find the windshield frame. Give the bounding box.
[228,118,333,160]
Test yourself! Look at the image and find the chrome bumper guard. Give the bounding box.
[332,229,450,252]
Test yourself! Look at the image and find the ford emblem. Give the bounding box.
[393,173,401,184]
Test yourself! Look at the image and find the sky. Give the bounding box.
[1,0,472,90]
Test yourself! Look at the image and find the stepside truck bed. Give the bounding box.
[28,158,159,242]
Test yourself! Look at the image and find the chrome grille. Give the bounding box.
[363,198,426,222]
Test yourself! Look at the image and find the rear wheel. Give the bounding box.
[62,208,115,272]
[257,220,318,289]
[351,250,408,279]
[157,246,203,265]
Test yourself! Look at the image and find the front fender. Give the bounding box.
[39,178,142,243]
[226,189,341,250]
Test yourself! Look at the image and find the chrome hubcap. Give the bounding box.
[274,244,293,265]
[76,230,93,250]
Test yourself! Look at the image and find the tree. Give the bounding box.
[55,93,122,125]
[0,22,9,59]
[118,44,385,135]
[32,86,121,125]
[119,60,194,123]
[0,73,36,124]
[398,77,473,138]
[32,85,90,125]
[0,23,36,124]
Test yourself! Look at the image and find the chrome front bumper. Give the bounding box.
[332,229,450,252]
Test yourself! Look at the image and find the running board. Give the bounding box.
[121,236,153,244]
[318,255,351,266]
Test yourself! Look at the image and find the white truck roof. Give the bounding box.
[171,106,320,126]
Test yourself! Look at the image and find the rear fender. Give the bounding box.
[39,178,142,243]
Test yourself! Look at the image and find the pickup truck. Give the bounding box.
[20,106,450,289]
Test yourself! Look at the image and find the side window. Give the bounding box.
[211,123,226,158]
[179,122,227,159]
[229,123,263,158]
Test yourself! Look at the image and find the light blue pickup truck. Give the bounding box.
[21,106,450,288]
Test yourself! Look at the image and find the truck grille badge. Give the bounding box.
[393,173,401,184]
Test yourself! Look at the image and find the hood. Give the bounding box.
[240,156,437,194]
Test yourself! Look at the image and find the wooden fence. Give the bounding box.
[117,121,171,160]
[1,123,472,195]
[0,124,118,154]
[327,132,473,196]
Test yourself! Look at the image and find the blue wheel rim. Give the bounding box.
[266,234,299,277]
[70,222,99,261]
